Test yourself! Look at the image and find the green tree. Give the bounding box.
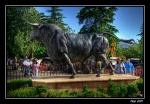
[39,7,75,33]
[116,45,124,57]
[14,30,30,57]
[116,23,144,60]
[47,7,65,24]
[7,7,46,58]
[137,23,143,39]
[39,12,48,24]
[137,23,144,60]
[137,39,143,60]
[22,7,46,58]
[76,6,119,45]
[7,7,27,57]
[116,42,143,60]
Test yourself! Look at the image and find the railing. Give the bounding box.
[6,64,143,81]
[6,65,77,81]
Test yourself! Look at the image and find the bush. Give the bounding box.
[107,79,120,97]
[7,78,32,93]
[76,92,84,97]
[7,87,38,97]
[70,91,80,97]
[35,85,48,97]
[82,85,88,93]
[127,83,139,97]
[118,83,127,97]
[47,90,59,97]
[82,90,110,97]
[97,85,105,94]
[107,79,140,97]
[82,90,95,97]
[7,79,142,98]
[57,90,71,97]
[7,85,49,98]
[80,85,110,97]
[40,92,48,98]
[136,78,144,94]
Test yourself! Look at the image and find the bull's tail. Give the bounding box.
[98,32,135,44]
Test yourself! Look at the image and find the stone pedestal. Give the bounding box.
[32,74,140,92]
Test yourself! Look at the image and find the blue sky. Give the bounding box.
[35,6,144,42]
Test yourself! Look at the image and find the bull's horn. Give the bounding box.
[27,22,43,28]
[27,22,40,26]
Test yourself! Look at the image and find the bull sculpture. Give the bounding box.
[28,23,135,79]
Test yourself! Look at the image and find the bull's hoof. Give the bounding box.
[73,71,77,75]
[100,71,104,74]
[101,72,104,74]
[96,74,100,77]
[70,75,75,79]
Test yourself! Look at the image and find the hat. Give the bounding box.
[117,57,122,61]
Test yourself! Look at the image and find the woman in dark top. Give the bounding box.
[115,58,126,74]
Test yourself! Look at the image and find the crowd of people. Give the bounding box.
[8,56,40,77]
[7,55,136,77]
[8,57,19,71]
[114,58,135,75]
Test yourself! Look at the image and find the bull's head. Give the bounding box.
[28,22,43,41]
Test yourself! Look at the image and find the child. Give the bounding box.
[32,60,39,77]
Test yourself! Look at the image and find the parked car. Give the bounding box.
[130,58,143,67]
[42,57,53,64]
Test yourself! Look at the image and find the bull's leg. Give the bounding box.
[81,54,92,74]
[95,53,114,77]
[61,53,77,78]
[100,54,114,76]
[108,61,115,75]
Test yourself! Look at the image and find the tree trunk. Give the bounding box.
[29,51,34,60]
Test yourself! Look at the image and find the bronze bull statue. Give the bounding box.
[28,23,135,78]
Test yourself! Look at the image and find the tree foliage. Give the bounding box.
[116,23,144,60]
[14,30,30,57]
[137,23,143,39]
[7,7,46,58]
[76,7,143,60]
[76,6,119,45]
[40,7,75,33]
[7,7,77,59]
[7,7,27,57]
[7,7,143,61]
